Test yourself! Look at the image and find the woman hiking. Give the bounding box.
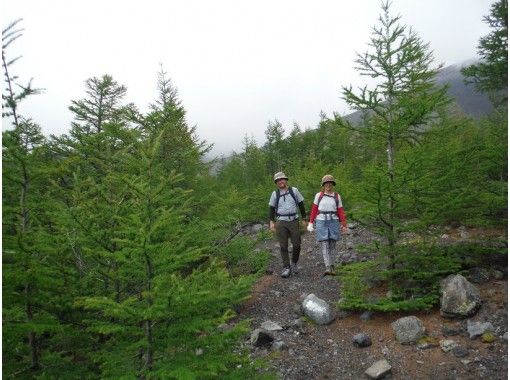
[307,175,348,276]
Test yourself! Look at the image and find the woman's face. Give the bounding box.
[324,182,334,192]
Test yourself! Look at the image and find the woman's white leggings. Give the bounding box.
[321,239,336,268]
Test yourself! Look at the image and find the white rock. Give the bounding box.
[301,294,335,325]
[365,359,392,379]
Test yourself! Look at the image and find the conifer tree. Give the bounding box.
[339,1,450,248]
[462,0,508,105]
[2,19,50,374]
[264,119,286,173]
[2,19,42,123]
[52,75,139,307]
[336,1,453,310]
[68,74,130,135]
[141,66,210,182]
[3,121,47,373]
[73,121,254,378]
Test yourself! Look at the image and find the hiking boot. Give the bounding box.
[281,268,291,278]
[291,262,299,275]
[324,266,336,276]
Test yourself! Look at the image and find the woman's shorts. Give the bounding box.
[315,218,340,241]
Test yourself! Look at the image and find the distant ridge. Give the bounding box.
[435,61,494,118]
[343,59,494,124]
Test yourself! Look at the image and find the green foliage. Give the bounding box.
[337,261,377,308]
[339,244,463,311]
[3,2,508,375]
[3,60,272,377]
[68,74,131,134]
[400,112,507,226]
[216,236,272,276]
[461,0,508,104]
[340,0,451,241]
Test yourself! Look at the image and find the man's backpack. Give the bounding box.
[317,191,340,209]
[274,187,299,214]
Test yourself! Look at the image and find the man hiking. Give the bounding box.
[268,172,307,278]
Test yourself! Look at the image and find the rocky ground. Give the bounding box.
[237,224,508,379]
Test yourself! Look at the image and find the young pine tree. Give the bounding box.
[74,126,255,378]
[340,1,450,250]
[337,2,453,310]
[141,66,210,184]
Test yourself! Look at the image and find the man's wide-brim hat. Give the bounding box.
[321,174,336,186]
[274,171,288,183]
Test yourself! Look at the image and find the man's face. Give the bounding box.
[276,178,288,189]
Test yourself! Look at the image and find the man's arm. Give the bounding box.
[268,206,276,222]
[298,201,306,220]
[268,206,276,232]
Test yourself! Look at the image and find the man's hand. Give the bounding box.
[307,223,314,232]
[341,225,349,234]
[269,221,276,233]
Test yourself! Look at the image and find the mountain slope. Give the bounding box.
[343,59,494,124]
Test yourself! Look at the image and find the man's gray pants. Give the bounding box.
[276,219,301,268]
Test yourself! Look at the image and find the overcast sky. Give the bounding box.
[2,0,492,156]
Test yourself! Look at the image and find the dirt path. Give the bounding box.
[238,226,508,379]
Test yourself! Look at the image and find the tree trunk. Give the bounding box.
[386,134,395,246]
[21,168,39,369]
[26,285,39,370]
[2,52,20,127]
[386,133,396,270]
[145,319,153,370]
[144,251,154,371]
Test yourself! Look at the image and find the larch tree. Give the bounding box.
[264,119,286,174]
[336,1,453,310]
[141,66,210,183]
[339,1,450,249]
[461,0,508,105]
[2,19,85,377]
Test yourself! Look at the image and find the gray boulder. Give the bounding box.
[391,316,426,344]
[302,294,335,325]
[440,274,481,318]
[260,320,283,331]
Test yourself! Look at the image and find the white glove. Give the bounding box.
[307,222,314,232]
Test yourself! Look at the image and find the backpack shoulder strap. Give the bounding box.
[274,190,280,210]
[317,191,325,206]
[288,187,298,205]
[334,192,340,208]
